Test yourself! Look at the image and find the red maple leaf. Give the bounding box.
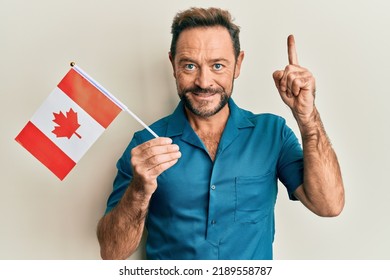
[52,108,82,139]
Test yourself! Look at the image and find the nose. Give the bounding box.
[194,67,213,89]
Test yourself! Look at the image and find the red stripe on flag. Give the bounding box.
[15,121,76,180]
[58,68,121,128]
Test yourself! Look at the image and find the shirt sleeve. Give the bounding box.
[104,135,139,214]
[277,120,304,201]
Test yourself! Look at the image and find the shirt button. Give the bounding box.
[211,185,216,190]
[211,220,216,225]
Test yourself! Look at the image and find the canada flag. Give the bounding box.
[15,67,122,180]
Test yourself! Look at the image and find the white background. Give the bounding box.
[1,0,389,259]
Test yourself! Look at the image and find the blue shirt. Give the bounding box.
[105,99,303,260]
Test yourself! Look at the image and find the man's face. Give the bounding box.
[170,26,244,118]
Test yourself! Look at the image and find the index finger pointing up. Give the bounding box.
[288,34,299,65]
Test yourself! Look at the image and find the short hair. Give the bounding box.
[170,7,241,60]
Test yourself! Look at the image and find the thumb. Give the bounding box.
[272,70,284,90]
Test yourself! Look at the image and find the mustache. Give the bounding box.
[181,86,224,95]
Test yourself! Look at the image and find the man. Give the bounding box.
[97,7,344,260]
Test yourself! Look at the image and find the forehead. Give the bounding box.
[175,26,235,59]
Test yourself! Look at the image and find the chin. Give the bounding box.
[181,94,230,118]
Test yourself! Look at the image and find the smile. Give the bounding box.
[193,92,216,97]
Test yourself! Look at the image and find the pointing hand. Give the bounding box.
[273,35,316,124]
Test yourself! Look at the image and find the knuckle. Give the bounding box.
[153,164,166,174]
[167,144,180,152]
[156,160,177,174]
[130,153,141,168]
[144,156,157,167]
[130,156,137,167]
[143,140,154,148]
[138,140,155,152]
[285,65,294,72]
[273,70,283,80]
[130,146,139,157]
[132,164,144,176]
[287,71,296,80]
[143,147,154,158]
[292,78,300,87]
[150,155,161,165]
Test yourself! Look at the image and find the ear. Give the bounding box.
[233,51,245,79]
[168,52,176,78]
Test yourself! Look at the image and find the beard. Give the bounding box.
[178,85,232,118]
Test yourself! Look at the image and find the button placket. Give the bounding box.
[209,184,217,226]
[206,180,218,243]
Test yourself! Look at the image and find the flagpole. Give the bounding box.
[122,107,159,138]
[70,62,159,138]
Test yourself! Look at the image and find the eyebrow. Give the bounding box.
[177,57,231,65]
[177,57,197,64]
[210,58,231,64]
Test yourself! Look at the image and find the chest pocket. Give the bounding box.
[234,172,276,223]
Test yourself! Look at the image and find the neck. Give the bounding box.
[185,104,229,161]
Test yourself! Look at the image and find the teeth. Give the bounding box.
[195,92,213,96]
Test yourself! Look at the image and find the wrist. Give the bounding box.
[294,107,323,140]
[120,179,153,213]
[292,106,320,130]
[133,185,153,208]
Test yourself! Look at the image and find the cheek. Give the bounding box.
[219,74,235,91]
[175,72,195,89]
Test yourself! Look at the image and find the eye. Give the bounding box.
[213,63,223,71]
[184,64,196,71]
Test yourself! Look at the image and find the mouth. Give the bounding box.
[192,92,216,97]
[181,87,223,102]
